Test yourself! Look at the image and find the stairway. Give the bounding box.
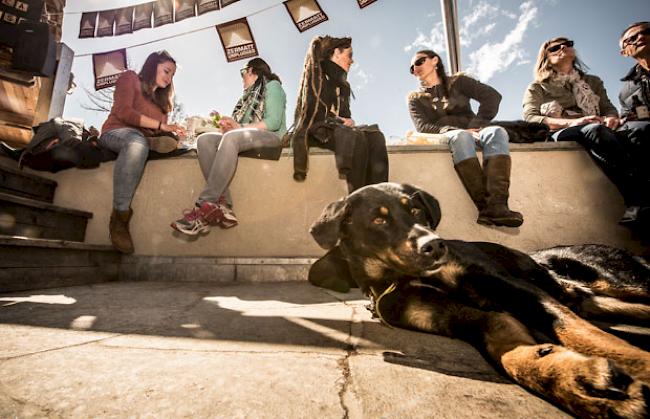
[0,159,120,292]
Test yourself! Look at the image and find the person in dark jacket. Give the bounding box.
[524,36,648,227]
[619,22,650,228]
[408,49,523,227]
[291,36,388,193]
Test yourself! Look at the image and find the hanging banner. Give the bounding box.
[115,6,134,35]
[153,0,173,27]
[78,11,97,38]
[96,9,116,37]
[93,48,128,90]
[356,0,377,8]
[0,0,43,21]
[220,0,239,7]
[215,17,257,63]
[283,0,328,33]
[174,0,196,22]
[133,2,153,32]
[197,0,219,15]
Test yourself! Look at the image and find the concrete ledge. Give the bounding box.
[119,256,316,283]
[33,142,642,257]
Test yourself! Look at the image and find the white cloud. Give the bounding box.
[350,66,372,92]
[466,1,538,81]
[404,1,537,80]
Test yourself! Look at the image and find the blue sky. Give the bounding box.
[61,0,648,141]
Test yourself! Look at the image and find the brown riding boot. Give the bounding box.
[478,155,524,227]
[454,157,487,211]
[109,208,134,254]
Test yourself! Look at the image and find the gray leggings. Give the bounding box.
[196,128,282,206]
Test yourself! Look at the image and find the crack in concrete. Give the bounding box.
[0,334,123,361]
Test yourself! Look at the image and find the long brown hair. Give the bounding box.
[245,57,281,83]
[138,50,176,113]
[533,37,589,83]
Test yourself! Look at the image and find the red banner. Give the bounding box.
[78,11,97,37]
[133,2,153,32]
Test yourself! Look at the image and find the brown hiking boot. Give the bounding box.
[109,208,134,254]
[454,157,487,211]
[478,155,524,227]
[148,135,178,153]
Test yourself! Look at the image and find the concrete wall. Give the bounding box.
[38,143,642,257]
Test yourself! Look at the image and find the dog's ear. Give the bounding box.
[310,198,350,249]
[409,187,441,229]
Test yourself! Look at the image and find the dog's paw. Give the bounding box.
[502,344,649,418]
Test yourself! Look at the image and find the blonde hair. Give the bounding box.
[533,37,589,83]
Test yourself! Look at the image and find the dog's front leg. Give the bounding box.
[379,286,650,419]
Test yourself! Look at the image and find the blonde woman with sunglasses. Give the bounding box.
[523,37,647,227]
[408,50,523,227]
[171,57,286,236]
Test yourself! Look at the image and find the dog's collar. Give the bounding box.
[370,282,398,328]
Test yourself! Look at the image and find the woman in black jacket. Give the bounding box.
[408,50,522,227]
[291,36,388,193]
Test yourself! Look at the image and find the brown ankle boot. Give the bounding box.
[478,155,524,227]
[454,157,487,211]
[109,208,134,254]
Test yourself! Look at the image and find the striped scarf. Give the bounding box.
[232,76,267,124]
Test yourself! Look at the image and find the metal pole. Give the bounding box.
[440,0,461,73]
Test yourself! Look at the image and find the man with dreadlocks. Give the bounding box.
[291,36,389,192]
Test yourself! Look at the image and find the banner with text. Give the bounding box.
[283,0,328,33]
[93,48,127,90]
[215,17,257,62]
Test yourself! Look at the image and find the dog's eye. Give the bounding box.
[411,208,422,217]
[372,217,387,225]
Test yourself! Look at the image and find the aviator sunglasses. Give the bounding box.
[546,40,574,53]
[623,27,650,47]
[409,56,429,74]
[239,67,249,77]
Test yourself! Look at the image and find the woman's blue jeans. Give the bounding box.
[98,127,149,212]
[445,126,510,164]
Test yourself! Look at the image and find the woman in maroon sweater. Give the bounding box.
[99,50,184,254]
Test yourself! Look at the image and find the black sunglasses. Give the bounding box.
[546,40,574,53]
[409,56,429,74]
[239,67,249,78]
[623,27,650,47]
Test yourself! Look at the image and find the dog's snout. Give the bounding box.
[418,238,445,257]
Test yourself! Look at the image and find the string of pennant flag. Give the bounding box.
[87,0,379,90]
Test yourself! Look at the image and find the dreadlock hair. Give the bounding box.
[292,36,352,140]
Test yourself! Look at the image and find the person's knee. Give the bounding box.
[448,131,475,152]
[124,136,149,155]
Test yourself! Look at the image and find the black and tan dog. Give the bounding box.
[309,182,650,419]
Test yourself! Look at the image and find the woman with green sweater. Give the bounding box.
[172,58,287,235]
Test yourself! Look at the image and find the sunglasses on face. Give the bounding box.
[623,27,650,47]
[239,67,249,78]
[546,40,574,54]
[409,56,429,74]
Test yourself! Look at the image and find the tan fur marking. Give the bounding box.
[379,206,389,216]
[403,301,434,331]
[363,258,388,280]
[400,197,409,206]
[436,262,465,289]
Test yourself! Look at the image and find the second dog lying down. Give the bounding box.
[308,182,650,418]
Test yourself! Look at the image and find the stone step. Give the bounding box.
[0,161,57,203]
[0,192,92,241]
[0,235,121,293]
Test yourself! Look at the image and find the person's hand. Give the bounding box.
[604,116,621,130]
[162,123,186,137]
[339,117,355,127]
[466,128,481,139]
[569,115,602,127]
[218,116,240,133]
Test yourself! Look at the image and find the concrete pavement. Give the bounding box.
[0,281,570,418]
